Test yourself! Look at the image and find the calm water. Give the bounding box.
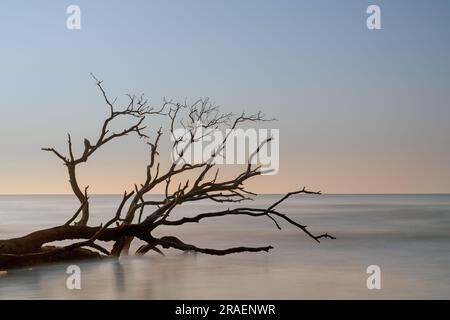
[0,194,449,299]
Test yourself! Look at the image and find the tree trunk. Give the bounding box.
[67,164,89,225]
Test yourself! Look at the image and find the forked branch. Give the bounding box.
[0,77,335,270]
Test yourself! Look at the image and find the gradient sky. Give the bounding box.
[1,0,450,194]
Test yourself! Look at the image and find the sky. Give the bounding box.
[0,0,450,194]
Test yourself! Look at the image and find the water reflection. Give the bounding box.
[1,194,450,299]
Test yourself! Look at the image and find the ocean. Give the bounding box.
[0,194,449,299]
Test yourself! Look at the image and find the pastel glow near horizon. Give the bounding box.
[1,0,450,194]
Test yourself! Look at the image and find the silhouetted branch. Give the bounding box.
[0,77,335,269]
[160,189,334,243]
[64,194,89,226]
[154,236,273,256]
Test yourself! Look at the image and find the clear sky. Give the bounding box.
[1,0,450,194]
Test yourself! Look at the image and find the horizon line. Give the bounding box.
[1,193,450,196]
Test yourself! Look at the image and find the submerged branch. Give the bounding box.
[154,236,273,256]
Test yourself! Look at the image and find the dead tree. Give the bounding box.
[0,76,335,269]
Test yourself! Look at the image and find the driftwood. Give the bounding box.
[0,76,334,269]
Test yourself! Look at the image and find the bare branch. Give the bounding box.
[160,189,335,243]
[41,148,68,163]
[64,195,89,226]
[154,236,273,256]
[1,78,335,269]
